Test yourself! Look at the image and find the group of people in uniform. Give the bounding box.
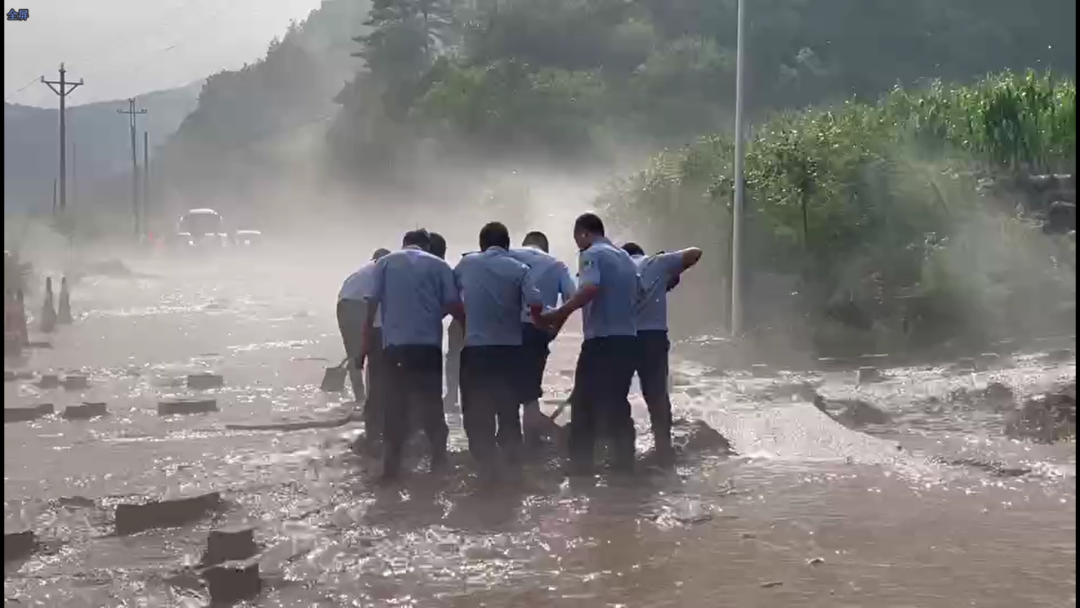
[336,212,701,483]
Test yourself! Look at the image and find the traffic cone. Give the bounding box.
[5,289,29,354]
[17,289,29,346]
[58,277,72,324]
[4,294,18,355]
[40,277,56,334]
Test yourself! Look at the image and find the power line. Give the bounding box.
[5,1,268,104]
[4,75,43,103]
[76,3,269,93]
[67,0,214,72]
[4,0,212,104]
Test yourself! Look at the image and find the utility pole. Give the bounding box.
[52,178,58,215]
[118,98,147,239]
[730,0,747,336]
[143,131,149,237]
[41,64,84,214]
[71,138,77,211]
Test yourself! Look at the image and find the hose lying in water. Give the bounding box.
[224,401,570,433]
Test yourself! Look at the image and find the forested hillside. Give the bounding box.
[329,0,1075,174]
[3,81,202,214]
[154,0,1075,201]
[152,0,372,215]
[139,0,1074,356]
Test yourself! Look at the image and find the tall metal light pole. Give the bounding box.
[730,0,747,337]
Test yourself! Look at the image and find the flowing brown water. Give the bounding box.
[4,249,1075,607]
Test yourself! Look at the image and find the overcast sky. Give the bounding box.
[4,0,324,107]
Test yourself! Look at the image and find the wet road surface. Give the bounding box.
[4,251,1076,607]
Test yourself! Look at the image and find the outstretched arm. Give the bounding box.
[558,262,578,302]
[541,251,600,327]
[675,247,703,272]
[543,284,598,324]
[660,247,702,291]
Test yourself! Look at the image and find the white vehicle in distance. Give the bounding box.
[233,229,263,247]
[174,208,228,248]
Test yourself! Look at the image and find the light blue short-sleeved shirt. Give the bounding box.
[508,246,577,323]
[368,246,459,348]
[338,262,382,328]
[577,237,640,340]
[454,246,543,347]
[631,252,684,332]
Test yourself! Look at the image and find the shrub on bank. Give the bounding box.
[603,70,1076,357]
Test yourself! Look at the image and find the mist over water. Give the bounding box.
[4,0,1077,603]
[4,209,1075,605]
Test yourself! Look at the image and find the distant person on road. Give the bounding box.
[540,213,641,474]
[428,232,463,410]
[508,230,577,445]
[454,222,544,477]
[337,247,391,449]
[621,242,702,465]
[359,229,463,482]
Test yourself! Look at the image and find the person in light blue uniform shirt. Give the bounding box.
[454,222,544,475]
[621,242,702,465]
[428,232,464,410]
[541,212,642,474]
[360,229,464,483]
[337,247,391,450]
[507,231,577,444]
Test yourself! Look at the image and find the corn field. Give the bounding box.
[602,70,1076,356]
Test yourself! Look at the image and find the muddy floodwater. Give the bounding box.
[4,249,1076,607]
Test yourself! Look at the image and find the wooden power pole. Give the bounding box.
[118,98,147,238]
[143,131,149,236]
[41,64,83,215]
[71,138,77,211]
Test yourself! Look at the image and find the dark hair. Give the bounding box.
[573,212,605,236]
[621,242,645,257]
[522,231,550,252]
[428,232,447,259]
[371,247,391,261]
[479,222,511,251]
[402,228,432,250]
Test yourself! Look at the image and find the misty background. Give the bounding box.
[4,0,1076,362]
